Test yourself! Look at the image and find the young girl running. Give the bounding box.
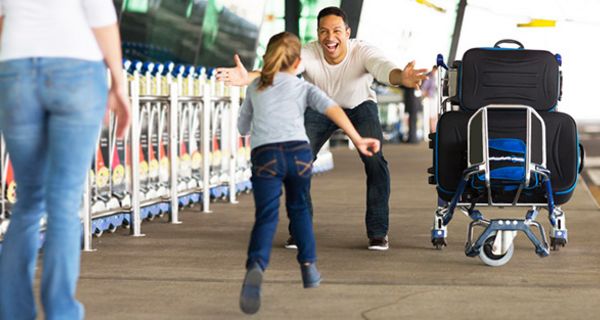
[238,31,380,314]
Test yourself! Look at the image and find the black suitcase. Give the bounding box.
[445,39,562,112]
[432,110,581,204]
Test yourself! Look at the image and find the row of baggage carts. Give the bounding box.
[0,60,335,251]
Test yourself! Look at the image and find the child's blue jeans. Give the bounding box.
[246,141,316,270]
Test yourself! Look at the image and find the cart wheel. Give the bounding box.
[431,237,447,250]
[550,237,567,251]
[93,228,103,238]
[108,224,118,233]
[479,233,513,267]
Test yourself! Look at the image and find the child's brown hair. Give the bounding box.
[259,32,301,90]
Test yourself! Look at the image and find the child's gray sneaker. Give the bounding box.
[301,263,321,288]
[240,262,263,314]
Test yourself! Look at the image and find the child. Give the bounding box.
[238,31,380,314]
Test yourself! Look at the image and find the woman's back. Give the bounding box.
[0,0,116,61]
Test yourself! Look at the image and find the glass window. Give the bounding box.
[115,0,266,68]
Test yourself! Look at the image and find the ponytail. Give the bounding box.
[258,32,301,90]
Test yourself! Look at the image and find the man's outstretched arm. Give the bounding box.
[361,43,429,90]
[389,61,429,90]
[215,54,261,86]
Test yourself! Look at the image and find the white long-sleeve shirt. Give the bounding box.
[298,39,398,109]
[0,0,117,61]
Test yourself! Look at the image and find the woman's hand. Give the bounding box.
[105,84,131,139]
[91,23,131,138]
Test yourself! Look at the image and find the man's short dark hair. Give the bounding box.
[317,7,349,28]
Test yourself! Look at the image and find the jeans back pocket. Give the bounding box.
[293,147,313,177]
[251,148,280,178]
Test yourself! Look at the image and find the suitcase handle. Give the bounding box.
[494,39,524,49]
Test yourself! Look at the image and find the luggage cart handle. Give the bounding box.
[467,105,547,205]
[494,39,524,49]
[436,54,448,70]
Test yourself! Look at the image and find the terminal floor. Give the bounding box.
[52,143,600,319]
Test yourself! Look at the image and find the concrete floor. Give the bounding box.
[71,143,600,319]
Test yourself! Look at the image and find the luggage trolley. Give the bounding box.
[173,65,209,208]
[208,80,229,200]
[87,111,132,237]
[429,40,584,266]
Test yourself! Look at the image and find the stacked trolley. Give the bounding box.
[81,60,248,250]
[429,40,584,266]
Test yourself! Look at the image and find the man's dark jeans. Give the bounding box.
[299,100,390,239]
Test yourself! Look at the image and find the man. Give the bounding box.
[216,7,427,251]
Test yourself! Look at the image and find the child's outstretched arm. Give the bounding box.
[323,106,380,157]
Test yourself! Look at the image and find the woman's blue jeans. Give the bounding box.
[247,141,316,270]
[0,58,107,320]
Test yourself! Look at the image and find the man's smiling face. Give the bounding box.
[317,14,350,65]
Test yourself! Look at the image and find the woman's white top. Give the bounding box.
[0,0,117,61]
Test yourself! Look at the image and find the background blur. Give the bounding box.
[114,0,600,122]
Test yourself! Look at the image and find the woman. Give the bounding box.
[0,1,130,319]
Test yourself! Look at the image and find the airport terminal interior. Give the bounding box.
[1,0,600,319]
